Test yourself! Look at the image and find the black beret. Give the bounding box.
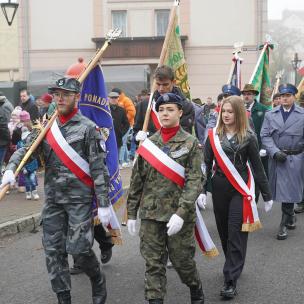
[155,93,183,112]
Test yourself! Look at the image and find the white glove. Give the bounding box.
[196,193,207,210]
[127,219,137,236]
[135,131,147,142]
[98,207,111,226]
[264,200,273,212]
[23,168,28,175]
[259,149,267,157]
[167,214,184,236]
[0,170,15,188]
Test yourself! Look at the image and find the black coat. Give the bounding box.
[204,131,272,201]
[153,86,195,134]
[133,97,157,136]
[20,99,39,123]
[110,105,129,148]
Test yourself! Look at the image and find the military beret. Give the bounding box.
[48,77,81,94]
[222,84,241,96]
[155,93,183,112]
[278,83,298,95]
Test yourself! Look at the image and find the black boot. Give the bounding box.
[190,284,204,304]
[76,253,107,304]
[277,214,288,240]
[90,270,107,304]
[294,202,304,214]
[220,281,237,299]
[149,300,163,304]
[285,214,296,230]
[100,247,112,264]
[57,291,71,304]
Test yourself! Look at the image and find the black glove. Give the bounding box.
[274,151,287,162]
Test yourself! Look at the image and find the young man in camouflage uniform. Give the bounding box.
[0,77,110,304]
[127,93,205,304]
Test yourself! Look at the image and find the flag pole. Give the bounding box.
[142,0,180,133]
[270,70,284,101]
[249,42,268,83]
[227,42,243,85]
[0,29,121,202]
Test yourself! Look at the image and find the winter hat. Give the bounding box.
[20,110,31,122]
[40,93,53,103]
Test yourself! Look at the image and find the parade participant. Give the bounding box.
[272,92,281,107]
[202,96,272,299]
[241,84,268,149]
[1,77,110,304]
[152,65,195,134]
[261,83,304,240]
[127,93,205,304]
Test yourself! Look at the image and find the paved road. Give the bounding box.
[1,197,303,304]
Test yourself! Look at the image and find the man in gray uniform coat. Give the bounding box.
[261,83,304,240]
[1,77,110,304]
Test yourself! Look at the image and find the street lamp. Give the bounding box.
[0,0,19,26]
[291,52,302,86]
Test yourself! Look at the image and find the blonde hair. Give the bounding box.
[216,96,249,143]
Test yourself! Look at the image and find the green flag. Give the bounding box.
[163,12,191,99]
[250,44,273,108]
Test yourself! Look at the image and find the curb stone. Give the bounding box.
[0,213,41,238]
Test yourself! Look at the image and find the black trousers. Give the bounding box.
[212,174,248,285]
[281,203,295,217]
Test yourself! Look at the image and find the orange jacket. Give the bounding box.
[118,92,136,126]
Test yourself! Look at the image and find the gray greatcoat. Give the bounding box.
[260,105,304,203]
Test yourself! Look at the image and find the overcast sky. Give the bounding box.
[268,0,304,19]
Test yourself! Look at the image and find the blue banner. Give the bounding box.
[78,65,123,206]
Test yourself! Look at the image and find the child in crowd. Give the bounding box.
[17,125,39,200]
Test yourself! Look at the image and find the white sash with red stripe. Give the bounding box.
[137,137,218,257]
[46,120,120,231]
[208,128,261,232]
[151,99,162,130]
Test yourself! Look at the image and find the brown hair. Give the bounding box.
[153,65,174,81]
[216,96,249,143]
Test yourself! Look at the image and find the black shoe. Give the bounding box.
[100,247,112,264]
[91,271,107,304]
[57,291,71,304]
[277,225,288,240]
[149,300,163,304]
[220,282,237,299]
[285,215,296,230]
[70,264,83,275]
[190,284,205,304]
[294,203,304,214]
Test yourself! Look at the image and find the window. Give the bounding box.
[155,9,170,36]
[112,10,127,37]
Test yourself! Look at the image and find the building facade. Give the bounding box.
[6,0,268,99]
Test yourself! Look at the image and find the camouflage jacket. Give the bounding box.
[127,127,204,223]
[7,112,110,206]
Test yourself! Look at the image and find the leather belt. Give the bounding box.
[282,149,303,155]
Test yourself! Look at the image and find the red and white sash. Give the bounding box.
[208,128,262,232]
[137,138,218,257]
[46,120,120,231]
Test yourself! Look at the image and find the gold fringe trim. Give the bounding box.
[113,196,125,212]
[108,229,123,245]
[242,221,262,232]
[203,247,219,258]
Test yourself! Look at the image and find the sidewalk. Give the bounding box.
[0,167,132,238]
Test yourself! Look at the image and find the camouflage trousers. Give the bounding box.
[42,202,100,294]
[139,219,202,300]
